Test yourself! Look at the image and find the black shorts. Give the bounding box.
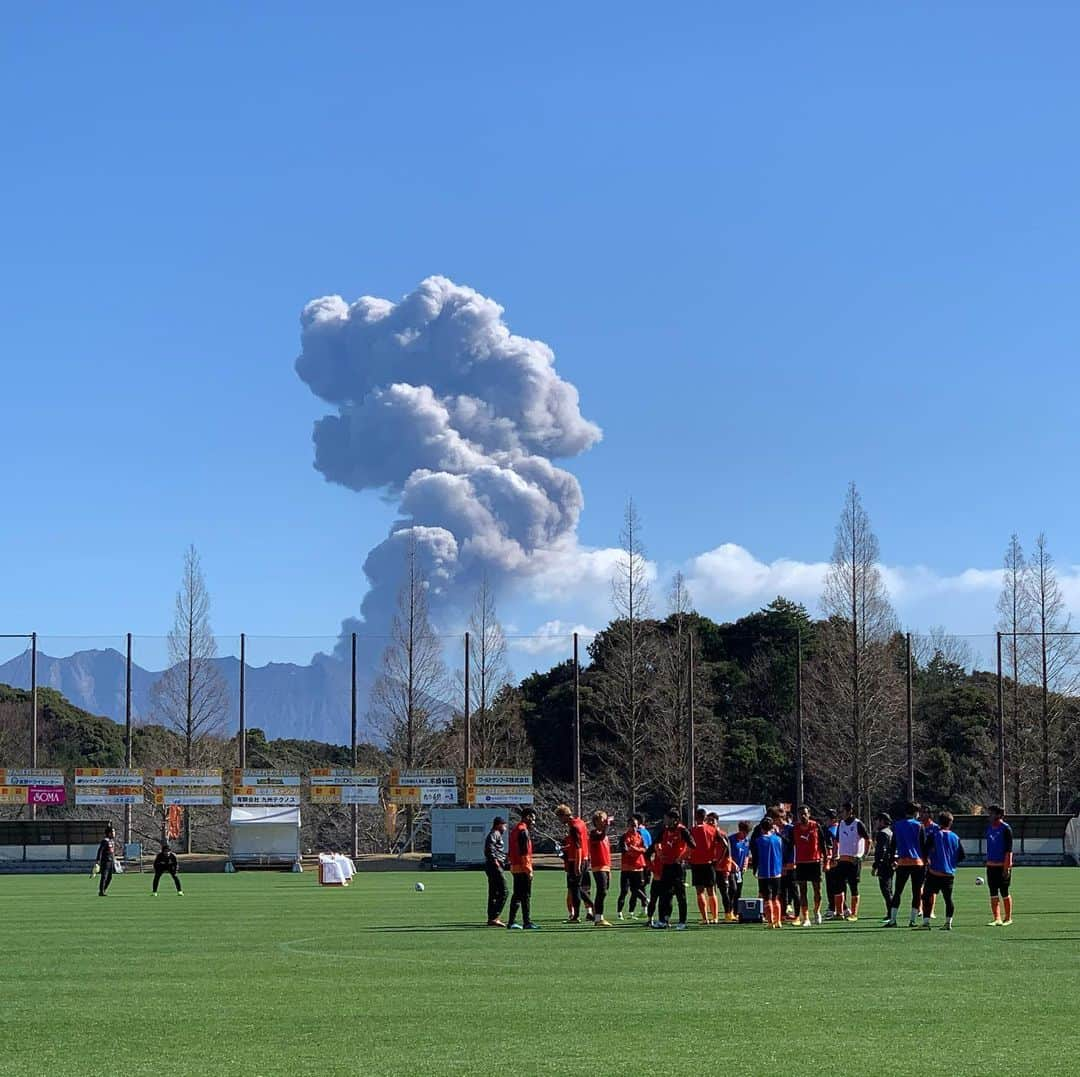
[835,859,862,891]
[758,877,780,900]
[987,865,1011,898]
[922,872,952,897]
[566,867,592,895]
[795,862,822,883]
[690,864,716,889]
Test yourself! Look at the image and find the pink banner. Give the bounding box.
[29,786,67,806]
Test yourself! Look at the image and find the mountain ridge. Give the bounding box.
[0,648,375,744]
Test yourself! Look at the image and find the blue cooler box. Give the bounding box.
[738,898,763,923]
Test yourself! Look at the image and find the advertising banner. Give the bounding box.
[75,768,143,805]
[310,769,380,806]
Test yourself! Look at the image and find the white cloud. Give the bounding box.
[505,540,1080,663]
[508,619,597,656]
[685,544,829,609]
[523,542,627,605]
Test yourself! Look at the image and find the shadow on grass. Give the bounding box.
[1001,936,1080,943]
[357,923,495,933]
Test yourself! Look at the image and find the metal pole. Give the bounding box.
[124,633,132,846]
[687,630,695,819]
[905,632,914,801]
[351,631,358,860]
[30,632,37,821]
[996,632,1005,808]
[795,628,804,808]
[463,632,472,775]
[573,632,581,818]
[239,633,246,769]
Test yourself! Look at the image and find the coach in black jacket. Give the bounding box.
[96,826,118,896]
[871,813,894,918]
[152,843,183,896]
[484,817,508,925]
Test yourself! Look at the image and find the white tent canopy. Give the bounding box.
[229,806,301,867]
[1066,815,1080,865]
[697,804,766,835]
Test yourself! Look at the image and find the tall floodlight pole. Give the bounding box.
[463,632,472,774]
[687,631,696,820]
[795,628,804,809]
[996,632,1005,808]
[573,632,581,819]
[238,633,246,769]
[906,632,914,802]
[351,631,358,860]
[30,632,38,821]
[124,633,133,846]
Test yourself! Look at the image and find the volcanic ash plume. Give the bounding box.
[295,275,602,638]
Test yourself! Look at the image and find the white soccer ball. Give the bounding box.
[415,881,425,892]
[975,876,985,887]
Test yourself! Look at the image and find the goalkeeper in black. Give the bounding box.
[152,842,183,896]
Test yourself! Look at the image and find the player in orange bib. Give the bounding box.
[588,810,614,927]
[791,804,827,926]
[616,813,649,920]
[556,803,594,923]
[706,811,732,923]
[506,807,540,930]
[689,808,719,924]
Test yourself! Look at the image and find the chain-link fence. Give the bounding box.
[2,625,1077,852]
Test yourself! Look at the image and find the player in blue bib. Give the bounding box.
[916,812,965,930]
[884,802,929,927]
[984,805,1014,925]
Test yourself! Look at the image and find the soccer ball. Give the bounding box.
[415,882,425,892]
[975,876,985,886]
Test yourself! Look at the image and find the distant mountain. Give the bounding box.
[0,648,377,745]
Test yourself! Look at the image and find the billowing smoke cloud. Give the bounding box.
[295,276,601,646]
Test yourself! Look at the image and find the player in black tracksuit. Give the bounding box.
[483,817,508,925]
[152,843,183,895]
[871,813,894,919]
[96,827,118,896]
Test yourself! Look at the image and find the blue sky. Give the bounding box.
[3,3,1080,669]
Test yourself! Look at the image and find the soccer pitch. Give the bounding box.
[2,869,1078,1076]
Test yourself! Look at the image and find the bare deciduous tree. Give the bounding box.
[809,483,903,818]
[912,626,973,673]
[371,534,450,849]
[592,499,657,813]
[152,546,229,852]
[1024,533,1079,810]
[464,577,528,767]
[997,534,1036,811]
[651,572,696,813]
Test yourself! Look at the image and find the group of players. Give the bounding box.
[483,800,1016,932]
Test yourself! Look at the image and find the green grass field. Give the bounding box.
[1,867,1078,1076]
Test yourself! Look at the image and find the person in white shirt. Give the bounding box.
[319,851,346,885]
[833,801,870,921]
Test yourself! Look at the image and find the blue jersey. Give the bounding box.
[731,836,750,870]
[639,826,653,849]
[893,818,925,862]
[927,829,964,875]
[752,833,783,878]
[985,821,1012,864]
[826,824,839,854]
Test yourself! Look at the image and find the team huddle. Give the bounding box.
[482,801,1017,932]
